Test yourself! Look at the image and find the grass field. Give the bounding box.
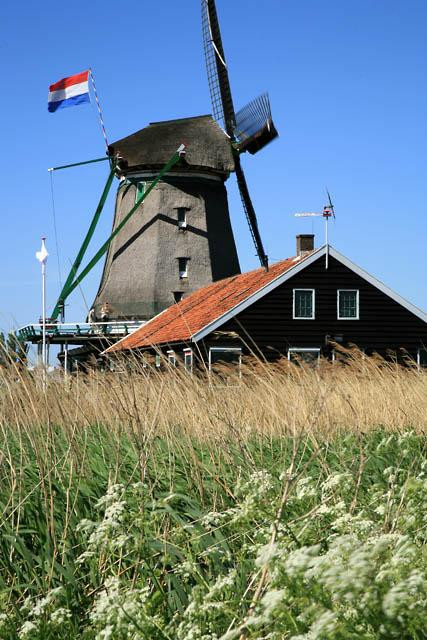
[0,353,426,638]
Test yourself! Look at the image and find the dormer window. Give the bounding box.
[178,257,189,279]
[177,208,187,229]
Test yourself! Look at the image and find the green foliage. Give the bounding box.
[0,332,28,367]
[1,427,427,638]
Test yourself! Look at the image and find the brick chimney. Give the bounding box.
[296,234,314,257]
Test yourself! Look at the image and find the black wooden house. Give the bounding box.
[105,236,427,368]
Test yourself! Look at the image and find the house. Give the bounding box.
[104,235,427,369]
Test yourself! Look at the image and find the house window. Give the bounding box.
[167,350,177,366]
[418,347,427,368]
[209,348,242,382]
[155,354,161,368]
[178,257,189,279]
[173,291,183,303]
[338,290,359,319]
[293,289,315,319]
[177,208,187,229]
[288,347,320,364]
[135,181,145,204]
[184,349,193,374]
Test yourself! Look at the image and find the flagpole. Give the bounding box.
[36,237,49,383]
[42,250,46,372]
[89,68,109,153]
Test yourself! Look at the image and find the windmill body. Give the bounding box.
[92,115,241,320]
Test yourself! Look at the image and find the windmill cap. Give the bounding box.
[108,115,234,176]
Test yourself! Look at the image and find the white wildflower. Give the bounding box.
[309,610,337,636]
[255,542,278,567]
[76,518,96,533]
[260,589,285,617]
[285,545,321,577]
[374,504,386,515]
[18,620,37,639]
[50,607,71,625]
[95,484,124,507]
[322,472,352,492]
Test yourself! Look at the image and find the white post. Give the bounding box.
[36,237,49,383]
[41,259,46,371]
[325,216,329,270]
[64,342,68,377]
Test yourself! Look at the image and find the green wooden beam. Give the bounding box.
[51,167,116,320]
[48,156,110,172]
[58,145,185,308]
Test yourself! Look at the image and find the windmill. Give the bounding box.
[295,190,336,268]
[20,2,280,368]
[202,0,279,270]
[89,0,279,320]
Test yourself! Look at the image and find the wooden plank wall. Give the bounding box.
[206,255,427,361]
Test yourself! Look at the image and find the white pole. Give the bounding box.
[42,259,46,371]
[64,342,68,377]
[325,215,329,270]
[36,237,49,384]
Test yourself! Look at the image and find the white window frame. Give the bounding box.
[135,181,146,204]
[183,348,193,374]
[288,347,321,363]
[177,208,187,229]
[178,257,189,279]
[337,289,359,320]
[417,347,427,369]
[293,289,315,320]
[167,350,177,367]
[208,347,242,377]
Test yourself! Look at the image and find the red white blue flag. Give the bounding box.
[48,71,90,113]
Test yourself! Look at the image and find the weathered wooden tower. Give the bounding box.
[92,115,241,320]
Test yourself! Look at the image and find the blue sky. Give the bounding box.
[1,0,426,334]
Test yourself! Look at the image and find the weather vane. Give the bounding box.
[294,190,336,269]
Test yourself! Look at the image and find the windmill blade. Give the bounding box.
[234,93,278,154]
[201,0,236,135]
[202,0,268,269]
[326,187,335,218]
[234,154,268,269]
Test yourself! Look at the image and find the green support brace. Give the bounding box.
[51,166,116,320]
[54,145,185,312]
[48,156,110,172]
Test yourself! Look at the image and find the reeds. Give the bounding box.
[1,349,426,439]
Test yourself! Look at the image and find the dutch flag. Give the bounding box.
[48,70,90,113]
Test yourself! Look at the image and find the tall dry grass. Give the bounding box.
[1,350,426,439]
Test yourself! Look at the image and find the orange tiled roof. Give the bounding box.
[106,255,303,353]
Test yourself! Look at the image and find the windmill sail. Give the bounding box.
[201,0,274,269]
[201,0,235,134]
[234,93,278,154]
